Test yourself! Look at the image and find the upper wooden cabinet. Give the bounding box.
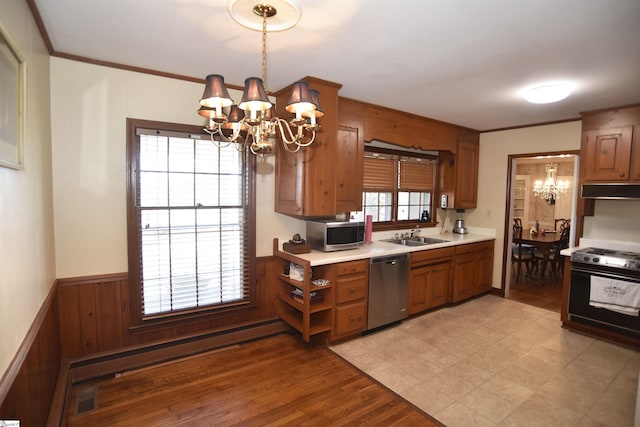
[336,98,366,212]
[273,77,343,217]
[580,105,640,183]
[581,127,634,181]
[438,137,480,209]
[273,82,480,217]
[363,103,458,152]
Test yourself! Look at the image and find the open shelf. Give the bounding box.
[273,238,334,344]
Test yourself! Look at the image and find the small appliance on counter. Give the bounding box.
[306,219,364,252]
[452,210,468,234]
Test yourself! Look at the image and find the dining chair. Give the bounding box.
[512,225,534,281]
[554,218,570,233]
[534,226,570,279]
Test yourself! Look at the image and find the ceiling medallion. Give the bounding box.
[227,0,301,32]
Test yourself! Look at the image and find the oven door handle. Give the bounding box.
[571,265,639,282]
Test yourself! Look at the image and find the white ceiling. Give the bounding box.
[34,0,640,131]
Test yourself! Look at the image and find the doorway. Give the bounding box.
[502,151,580,311]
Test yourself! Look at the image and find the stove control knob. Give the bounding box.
[583,256,591,262]
[593,257,600,263]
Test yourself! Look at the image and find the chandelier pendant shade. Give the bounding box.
[533,163,570,204]
[198,1,320,155]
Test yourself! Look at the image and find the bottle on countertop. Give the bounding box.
[535,220,539,232]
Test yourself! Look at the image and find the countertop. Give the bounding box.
[278,232,495,266]
[560,238,640,257]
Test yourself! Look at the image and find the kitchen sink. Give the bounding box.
[381,237,448,246]
[413,237,448,244]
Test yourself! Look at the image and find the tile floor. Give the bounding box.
[331,295,639,426]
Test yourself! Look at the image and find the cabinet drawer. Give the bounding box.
[336,259,368,276]
[455,242,480,255]
[336,276,368,304]
[410,247,455,267]
[335,302,366,337]
[475,240,494,252]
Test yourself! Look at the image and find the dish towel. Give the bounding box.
[589,276,640,316]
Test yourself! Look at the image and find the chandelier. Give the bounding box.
[533,163,570,204]
[197,2,322,156]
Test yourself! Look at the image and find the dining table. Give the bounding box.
[519,231,562,276]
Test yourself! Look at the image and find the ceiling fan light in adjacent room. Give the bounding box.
[523,83,573,104]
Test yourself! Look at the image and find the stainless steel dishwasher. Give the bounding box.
[368,253,409,330]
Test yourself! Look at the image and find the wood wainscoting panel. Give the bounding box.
[58,274,128,359]
[0,283,61,427]
[57,257,277,358]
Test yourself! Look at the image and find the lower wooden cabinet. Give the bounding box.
[335,302,367,338]
[475,241,495,294]
[273,239,494,342]
[452,241,495,303]
[333,259,369,341]
[452,252,476,303]
[273,239,335,344]
[409,247,455,315]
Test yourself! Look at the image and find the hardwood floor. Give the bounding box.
[508,264,563,312]
[64,333,441,426]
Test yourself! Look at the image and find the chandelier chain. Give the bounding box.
[261,10,268,90]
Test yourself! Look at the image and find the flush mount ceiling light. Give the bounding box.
[523,83,573,104]
[198,0,321,156]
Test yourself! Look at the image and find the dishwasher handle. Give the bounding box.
[370,253,409,265]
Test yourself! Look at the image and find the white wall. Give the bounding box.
[583,199,640,242]
[469,121,582,288]
[50,58,304,277]
[0,1,55,378]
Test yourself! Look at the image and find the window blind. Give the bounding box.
[135,129,250,317]
[363,153,398,189]
[399,156,436,190]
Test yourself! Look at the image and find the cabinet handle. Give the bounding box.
[349,315,355,321]
[349,287,356,293]
[620,172,626,177]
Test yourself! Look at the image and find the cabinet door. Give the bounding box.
[438,139,479,210]
[335,125,363,212]
[408,266,430,315]
[475,246,494,294]
[408,260,451,315]
[334,302,367,338]
[455,140,479,208]
[274,78,341,217]
[452,253,476,302]
[582,127,633,181]
[427,261,452,308]
[631,127,640,182]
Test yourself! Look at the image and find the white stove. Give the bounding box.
[571,247,640,272]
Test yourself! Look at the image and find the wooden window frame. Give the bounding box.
[125,118,257,331]
[360,147,437,231]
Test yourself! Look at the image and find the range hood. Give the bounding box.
[581,183,640,200]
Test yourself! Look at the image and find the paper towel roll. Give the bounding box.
[365,215,373,243]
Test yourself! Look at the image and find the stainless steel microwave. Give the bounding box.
[306,219,365,252]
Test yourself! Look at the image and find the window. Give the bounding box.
[126,119,254,325]
[352,149,436,227]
